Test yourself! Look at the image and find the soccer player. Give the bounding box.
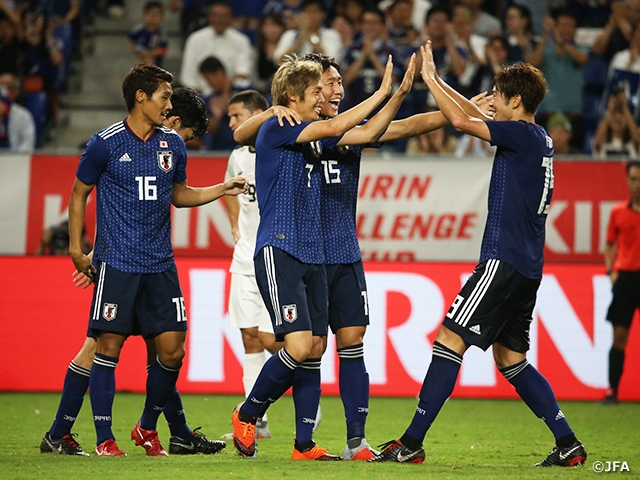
[40,87,228,457]
[370,42,587,467]
[231,54,413,461]
[234,52,490,461]
[602,160,640,404]
[67,65,247,457]
[225,90,284,439]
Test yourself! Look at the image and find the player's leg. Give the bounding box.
[41,336,96,455]
[328,261,374,460]
[603,272,636,403]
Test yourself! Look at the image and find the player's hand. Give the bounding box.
[420,42,438,85]
[72,269,94,289]
[70,252,96,283]
[224,175,249,196]
[397,53,416,96]
[272,105,301,126]
[471,91,495,118]
[377,55,394,97]
[231,227,241,245]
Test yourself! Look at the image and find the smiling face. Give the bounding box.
[141,81,172,126]
[319,66,343,119]
[291,79,324,121]
[491,88,513,121]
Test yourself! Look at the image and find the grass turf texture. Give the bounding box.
[1,393,638,479]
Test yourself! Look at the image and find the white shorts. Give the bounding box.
[228,272,273,333]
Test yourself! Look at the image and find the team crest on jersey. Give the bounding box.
[282,304,298,323]
[102,303,118,321]
[158,151,173,172]
[160,140,168,148]
[309,140,322,157]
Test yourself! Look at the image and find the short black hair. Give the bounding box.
[168,87,209,139]
[426,5,451,24]
[300,53,341,73]
[199,56,226,75]
[362,8,385,24]
[229,89,269,112]
[627,160,640,173]
[122,62,173,112]
[143,1,163,13]
[300,0,325,11]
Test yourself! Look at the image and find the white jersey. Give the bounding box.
[226,146,260,275]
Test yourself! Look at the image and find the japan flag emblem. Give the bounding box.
[102,303,118,321]
[282,304,298,323]
[158,151,173,172]
[160,140,168,148]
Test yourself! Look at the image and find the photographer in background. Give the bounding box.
[36,220,91,256]
[593,87,640,158]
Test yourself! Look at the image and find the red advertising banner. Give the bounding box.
[1,256,638,402]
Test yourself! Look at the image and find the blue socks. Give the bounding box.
[89,353,118,445]
[140,357,181,431]
[241,349,299,419]
[500,359,574,444]
[338,343,369,440]
[401,342,462,449]
[50,362,90,440]
[293,357,321,445]
[144,364,192,439]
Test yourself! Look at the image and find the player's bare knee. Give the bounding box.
[335,326,366,349]
[157,347,185,369]
[493,343,526,370]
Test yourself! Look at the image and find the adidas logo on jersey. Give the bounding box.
[469,324,481,335]
[119,153,132,162]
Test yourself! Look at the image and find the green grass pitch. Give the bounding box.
[1,393,638,479]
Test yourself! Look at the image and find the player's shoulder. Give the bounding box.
[97,120,126,141]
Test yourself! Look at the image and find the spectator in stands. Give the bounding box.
[334,0,366,38]
[331,14,355,50]
[530,11,588,121]
[452,3,487,97]
[263,0,302,31]
[21,7,63,130]
[180,1,253,95]
[129,1,168,67]
[454,133,496,157]
[546,111,580,155]
[593,87,640,158]
[460,0,502,38]
[592,0,640,61]
[504,4,537,63]
[231,0,265,30]
[273,0,344,63]
[343,8,399,109]
[0,7,25,77]
[609,23,640,74]
[198,56,237,151]
[465,34,511,100]
[385,0,419,63]
[406,125,457,155]
[0,73,35,151]
[379,0,432,34]
[251,13,285,99]
[168,0,211,40]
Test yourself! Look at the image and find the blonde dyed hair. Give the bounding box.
[271,55,323,106]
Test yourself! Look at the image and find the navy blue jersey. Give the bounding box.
[129,24,168,67]
[76,120,187,274]
[483,120,554,279]
[254,117,342,264]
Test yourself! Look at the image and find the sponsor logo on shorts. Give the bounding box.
[469,324,481,335]
[102,303,118,321]
[283,304,298,323]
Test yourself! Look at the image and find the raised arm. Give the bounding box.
[294,56,394,144]
[339,53,416,145]
[421,42,491,141]
[234,106,302,146]
[171,176,248,208]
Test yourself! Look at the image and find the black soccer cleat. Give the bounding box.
[535,440,587,467]
[367,439,425,464]
[40,432,90,456]
[169,427,226,455]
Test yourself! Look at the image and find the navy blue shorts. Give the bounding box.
[442,259,540,352]
[88,262,188,339]
[326,261,370,334]
[254,246,328,342]
[607,271,640,328]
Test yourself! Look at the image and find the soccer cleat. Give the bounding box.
[535,440,587,467]
[343,438,379,461]
[291,443,343,461]
[257,418,271,439]
[131,422,168,456]
[40,432,90,456]
[368,439,426,464]
[169,427,226,455]
[601,389,619,405]
[231,404,257,457]
[95,439,127,456]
